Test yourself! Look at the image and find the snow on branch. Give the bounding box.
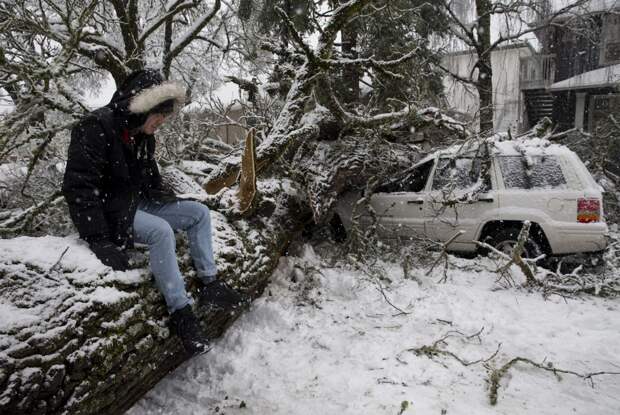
[138,0,197,46]
[79,34,125,60]
[274,6,317,64]
[318,0,374,57]
[316,71,416,128]
[0,191,64,237]
[475,221,542,287]
[427,230,466,283]
[320,47,421,79]
[399,326,500,367]
[487,356,620,406]
[205,61,318,191]
[166,0,221,63]
[484,0,592,54]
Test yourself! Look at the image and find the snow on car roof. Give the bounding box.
[431,134,575,159]
[493,136,575,157]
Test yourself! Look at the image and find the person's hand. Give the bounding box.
[89,241,130,271]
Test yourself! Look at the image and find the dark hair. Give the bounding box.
[111,69,164,105]
[148,98,175,116]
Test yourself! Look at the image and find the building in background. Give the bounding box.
[181,100,246,146]
[542,5,620,132]
[442,44,535,133]
[441,0,620,133]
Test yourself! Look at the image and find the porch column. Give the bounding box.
[575,92,586,130]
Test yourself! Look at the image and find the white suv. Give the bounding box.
[335,138,608,257]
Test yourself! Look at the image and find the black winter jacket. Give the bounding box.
[62,70,182,248]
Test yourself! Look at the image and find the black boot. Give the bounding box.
[169,305,210,355]
[198,279,247,311]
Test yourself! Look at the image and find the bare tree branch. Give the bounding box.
[163,0,222,77]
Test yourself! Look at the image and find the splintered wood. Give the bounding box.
[237,128,257,214]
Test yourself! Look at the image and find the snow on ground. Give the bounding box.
[129,244,620,415]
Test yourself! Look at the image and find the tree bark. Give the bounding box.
[340,3,360,104]
[475,0,493,133]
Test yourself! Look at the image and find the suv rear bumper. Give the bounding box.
[547,222,608,254]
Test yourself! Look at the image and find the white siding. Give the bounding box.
[442,46,534,133]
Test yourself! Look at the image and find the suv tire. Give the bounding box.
[484,226,544,259]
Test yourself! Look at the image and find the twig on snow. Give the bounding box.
[486,356,620,406]
[427,230,465,282]
[397,326,501,367]
[41,246,70,283]
[374,279,411,317]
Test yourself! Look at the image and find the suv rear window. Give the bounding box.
[498,156,567,189]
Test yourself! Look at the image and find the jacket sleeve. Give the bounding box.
[62,118,111,243]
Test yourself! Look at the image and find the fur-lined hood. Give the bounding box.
[106,69,186,130]
[128,81,186,114]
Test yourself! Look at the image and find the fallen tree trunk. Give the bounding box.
[0,2,471,411]
[0,103,465,414]
[0,178,312,415]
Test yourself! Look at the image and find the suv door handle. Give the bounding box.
[407,200,424,205]
[478,197,494,203]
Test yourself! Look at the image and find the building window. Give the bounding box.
[588,94,620,132]
[600,14,620,66]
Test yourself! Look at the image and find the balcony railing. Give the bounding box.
[520,54,556,90]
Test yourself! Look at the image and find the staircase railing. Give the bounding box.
[520,54,556,90]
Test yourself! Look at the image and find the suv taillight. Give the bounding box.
[577,198,601,223]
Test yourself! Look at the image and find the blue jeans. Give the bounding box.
[133,199,217,313]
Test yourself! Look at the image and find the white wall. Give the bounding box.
[441,46,534,133]
[0,88,15,114]
[440,0,540,54]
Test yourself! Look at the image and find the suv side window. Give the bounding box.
[498,156,567,189]
[432,157,491,191]
[375,160,434,193]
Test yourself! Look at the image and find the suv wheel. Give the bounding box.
[484,227,544,259]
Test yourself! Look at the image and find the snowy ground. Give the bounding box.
[129,244,620,415]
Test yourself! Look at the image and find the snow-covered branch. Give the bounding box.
[318,0,374,58]
[274,6,317,63]
[485,0,591,54]
[138,0,196,46]
[165,0,221,71]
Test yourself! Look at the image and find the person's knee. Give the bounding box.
[149,221,175,245]
[199,204,211,224]
[187,201,211,226]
